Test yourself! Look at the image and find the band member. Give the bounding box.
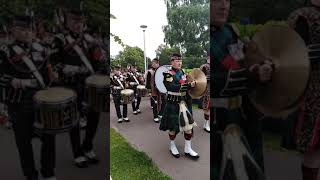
[211,0,273,178]
[146,58,160,122]
[50,8,105,166]
[0,15,55,180]
[200,54,210,133]
[127,65,143,115]
[283,1,320,179]
[159,53,199,159]
[111,65,129,122]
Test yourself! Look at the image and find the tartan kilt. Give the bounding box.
[160,97,193,133]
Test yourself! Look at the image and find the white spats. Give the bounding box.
[203,120,210,132]
[184,140,199,158]
[170,141,180,158]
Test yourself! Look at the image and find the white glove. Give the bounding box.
[78,66,89,74]
[63,65,80,76]
[11,78,38,89]
[228,40,245,61]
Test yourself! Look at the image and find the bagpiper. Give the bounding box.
[283,0,320,179]
[200,54,210,133]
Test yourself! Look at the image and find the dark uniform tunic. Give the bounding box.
[0,41,55,178]
[50,30,106,153]
[159,68,194,133]
[110,74,128,119]
[211,24,265,178]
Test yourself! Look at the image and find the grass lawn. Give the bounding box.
[110,128,171,180]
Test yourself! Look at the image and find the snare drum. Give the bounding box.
[137,85,148,97]
[33,87,78,134]
[85,74,109,112]
[120,89,134,104]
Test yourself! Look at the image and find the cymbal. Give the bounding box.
[246,25,309,117]
[188,68,207,99]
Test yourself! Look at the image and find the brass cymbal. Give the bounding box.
[188,68,207,99]
[246,25,309,117]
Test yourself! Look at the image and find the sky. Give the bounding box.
[110,0,168,59]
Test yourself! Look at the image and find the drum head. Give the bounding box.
[137,85,146,89]
[85,74,109,88]
[121,89,134,95]
[34,87,76,103]
[155,65,172,93]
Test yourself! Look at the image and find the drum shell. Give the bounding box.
[33,91,78,134]
[120,90,134,104]
[85,85,109,112]
[137,85,148,97]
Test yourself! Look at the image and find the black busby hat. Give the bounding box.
[12,15,32,28]
[170,53,182,61]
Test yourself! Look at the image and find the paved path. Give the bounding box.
[111,97,309,180]
[110,97,210,180]
[0,113,108,180]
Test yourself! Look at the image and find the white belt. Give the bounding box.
[212,96,242,109]
[167,91,186,96]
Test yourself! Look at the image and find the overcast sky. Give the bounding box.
[110,0,168,59]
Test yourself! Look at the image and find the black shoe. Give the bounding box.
[26,174,38,180]
[185,153,200,160]
[170,150,180,158]
[85,151,100,164]
[74,156,89,168]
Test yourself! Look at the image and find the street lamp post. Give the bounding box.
[140,25,147,73]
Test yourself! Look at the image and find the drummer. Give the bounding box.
[50,7,105,167]
[146,58,160,123]
[0,15,56,180]
[127,65,144,115]
[111,65,129,122]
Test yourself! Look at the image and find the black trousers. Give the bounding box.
[9,105,55,178]
[82,111,100,152]
[131,97,141,111]
[151,96,158,118]
[113,95,127,118]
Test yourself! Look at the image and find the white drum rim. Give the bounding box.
[155,65,171,93]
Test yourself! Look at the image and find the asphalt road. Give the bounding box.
[0,112,108,180]
[110,97,308,180]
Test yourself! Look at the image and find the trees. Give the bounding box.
[162,0,209,68]
[155,44,180,65]
[230,0,306,24]
[0,0,109,34]
[111,46,145,71]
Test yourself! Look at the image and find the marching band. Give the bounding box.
[0,4,108,180]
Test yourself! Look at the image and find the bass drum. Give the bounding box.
[155,65,172,93]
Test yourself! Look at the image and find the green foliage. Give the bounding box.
[230,0,305,24]
[163,0,209,68]
[0,0,109,34]
[111,46,145,71]
[232,21,288,38]
[110,128,171,180]
[155,44,180,65]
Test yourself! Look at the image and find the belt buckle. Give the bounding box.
[228,96,240,109]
